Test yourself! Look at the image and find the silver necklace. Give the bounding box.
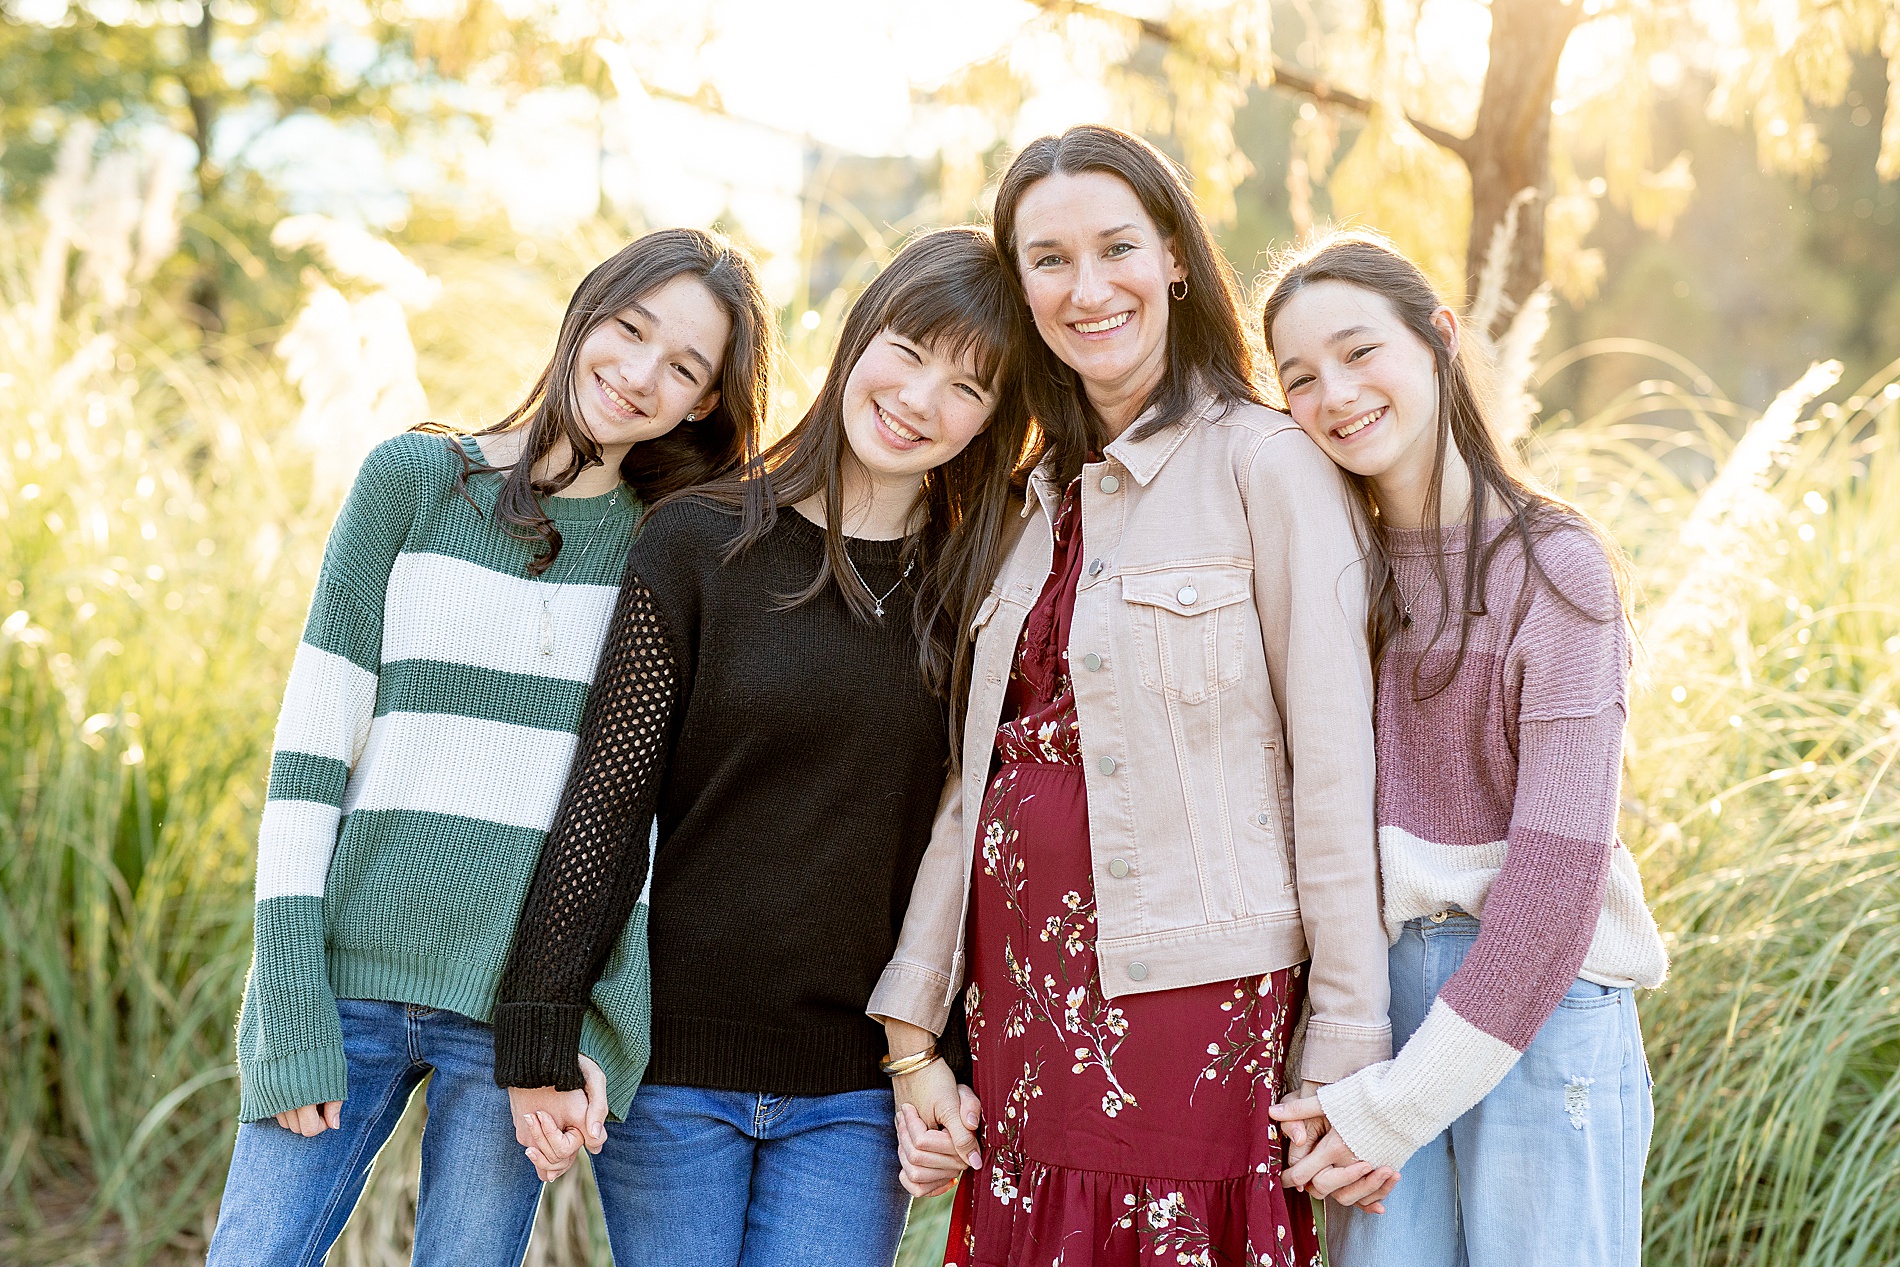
[843,546,914,619]
[1396,569,1420,628]
[538,488,621,656]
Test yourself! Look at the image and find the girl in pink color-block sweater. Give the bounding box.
[1260,231,1668,1267]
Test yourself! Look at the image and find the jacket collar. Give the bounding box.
[1028,390,1223,509]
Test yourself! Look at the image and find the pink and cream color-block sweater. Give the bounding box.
[1317,517,1669,1170]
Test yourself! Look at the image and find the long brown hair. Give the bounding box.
[441,227,773,575]
[682,226,1033,733]
[991,125,1259,484]
[1259,229,1631,690]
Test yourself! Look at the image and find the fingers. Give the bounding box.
[956,1084,984,1133]
[1306,1160,1377,1202]
[290,1103,329,1137]
[323,1101,343,1131]
[1329,1167,1394,1208]
[937,1095,983,1170]
[580,1062,609,1154]
[1268,1098,1328,1122]
[1283,1133,1357,1191]
[537,1111,584,1164]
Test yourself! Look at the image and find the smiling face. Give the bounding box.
[1012,170,1184,419]
[571,272,730,451]
[839,328,997,487]
[1270,278,1458,492]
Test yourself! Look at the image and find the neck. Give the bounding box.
[538,435,631,497]
[1375,443,1473,531]
[1083,347,1169,442]
[794,456,921,541]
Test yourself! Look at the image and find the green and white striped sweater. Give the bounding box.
[236,431,650,1123]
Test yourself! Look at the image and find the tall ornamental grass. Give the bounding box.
[1,197,1895,1264]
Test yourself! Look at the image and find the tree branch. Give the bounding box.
[1030,0,1476,164]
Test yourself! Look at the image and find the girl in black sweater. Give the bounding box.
[492,227,1031,1264]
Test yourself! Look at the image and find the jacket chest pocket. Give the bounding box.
[1120,566,1253,703]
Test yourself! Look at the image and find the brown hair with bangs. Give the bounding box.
[1259,229,1632,690]
[435,227,774,575]
[991,125,1259,484]
[685,225,1033,736]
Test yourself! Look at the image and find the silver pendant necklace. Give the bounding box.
[842,546,914,620]
[538,488,621,656]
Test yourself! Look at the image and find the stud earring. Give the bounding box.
[1169,278,1189,301]
[685,412,696,422]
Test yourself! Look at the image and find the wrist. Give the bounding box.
[879,1045,940,1078]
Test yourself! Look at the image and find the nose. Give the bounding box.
[1070,256,1114,311]
[1318,369,1357,419]
[895,370,935,421]
[618,346,662,397]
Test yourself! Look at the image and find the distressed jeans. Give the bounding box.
[206,999,543,1267]
[591,1082,912,1266]
[1327,915,1653,1267]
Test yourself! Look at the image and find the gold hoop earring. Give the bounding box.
[1170,278,1189,301]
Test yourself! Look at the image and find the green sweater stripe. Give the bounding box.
[374,660,594,734]
[236,432,650,1123]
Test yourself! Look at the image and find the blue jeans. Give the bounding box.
[207,999,543,1267]
[592,1083,911,1266]
[1328,916,1653,1267]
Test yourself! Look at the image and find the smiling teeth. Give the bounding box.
[1074,312,1131,334]
[1334,406,1386,438]
[878,404,923,442]
[599,375,640,415]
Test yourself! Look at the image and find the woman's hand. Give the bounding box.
[274,1101,343,1137]
[1275,1080,1329,1168]
[895,1081,984,1197]
[506,1054,608,1182]
[1272,1096,1398,1213]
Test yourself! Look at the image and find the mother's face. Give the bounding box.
[1012,170,1184,399]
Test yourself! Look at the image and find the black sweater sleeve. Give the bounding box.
[492,566,683,1090]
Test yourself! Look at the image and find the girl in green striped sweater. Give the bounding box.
[206,228,773,1267]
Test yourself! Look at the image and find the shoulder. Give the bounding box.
[1202,400,1351,501]
[356,430,462,491]
[1506,515,1621,624]
[630,495,743,567]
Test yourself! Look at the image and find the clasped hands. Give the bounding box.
[505,1054,610,1182]
[1268,1085,1399,1213]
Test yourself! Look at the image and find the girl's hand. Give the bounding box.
[274,1101,343,1137]
[507,1054,608,1182]
[1271,1081,1330,1167]
[1275,1106,1399,1214]
[895,1086,984,1197]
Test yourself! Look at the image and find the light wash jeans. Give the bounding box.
[1327,915,1653,1267]
[590,1082,911,1266]
[206,999,543,1267]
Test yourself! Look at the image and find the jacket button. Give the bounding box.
[1082,652,1102,672]
[1177,585,1198,605]
[1098,756,1117,775]
[1089,558,1105,576]
[1127,962,1149,981]
[1099,474,1120,493]
[1107,857,1129,878]
[1255,812,1272,826]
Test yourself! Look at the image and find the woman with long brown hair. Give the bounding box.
[874,126,1391,1267]
[1260,230,1666,1267]
[207,227,771,1267]
[488,226,1033,1265]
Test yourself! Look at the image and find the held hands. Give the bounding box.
[274,1101,343,1137]
[892,1056,984,1198]
[507,1054,609,1182]
[1269,1087,1399,1214]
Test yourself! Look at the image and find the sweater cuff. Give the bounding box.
[1297,1018,1392,1085]
[1317,999,1520,1169]
[237,1042,350,1123]
[492,1002,587,1091]
[866,960,955,1036]
[580,1009,650,1123]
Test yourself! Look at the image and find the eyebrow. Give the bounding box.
[1275,325,1375,375]
[1023,222,1142,251]
[627,301,716,376]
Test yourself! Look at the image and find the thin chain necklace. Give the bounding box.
[1396,568,1420,628]
[538,488,621,656]
[842,545,914,620]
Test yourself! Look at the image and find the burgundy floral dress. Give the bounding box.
[945,480,1320,1267]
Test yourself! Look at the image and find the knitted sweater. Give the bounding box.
[235,432,650,1123]
[1318,518,1669,1170]
[492,498,951,1097]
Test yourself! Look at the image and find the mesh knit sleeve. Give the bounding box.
[492,575,680,1091]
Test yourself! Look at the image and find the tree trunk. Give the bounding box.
[183,6,223,339]
[1461,0,1578,335]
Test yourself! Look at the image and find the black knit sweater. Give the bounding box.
[492,497,952,1096]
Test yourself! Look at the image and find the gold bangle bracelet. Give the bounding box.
[879,1046,939,1077]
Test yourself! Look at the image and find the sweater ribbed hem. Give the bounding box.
[237,1042,350,1123]
[644,1013,888,1096]
[327,948,508,1025]
[492,1002,587,1090]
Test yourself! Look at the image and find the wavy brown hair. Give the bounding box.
[436,227,773,575]
[991,125,1259,484]
[680,226,1034,737]
[1259,229,1632,690]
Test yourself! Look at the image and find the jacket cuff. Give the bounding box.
[1297,1018,1392,1085]
[866,961,955,1036]
[492,1002,586,1091]
[238,1042,350,1123]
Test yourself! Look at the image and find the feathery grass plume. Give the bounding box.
[1485,283,1552,445]
[29,122,97,340]
[1647,360,1842,653]
[1465,185,1537,336]
[75,150,142,311]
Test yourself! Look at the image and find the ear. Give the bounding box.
[1166,239,1187,285]
[691,387,721,420]
[1430,305,1460,361]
